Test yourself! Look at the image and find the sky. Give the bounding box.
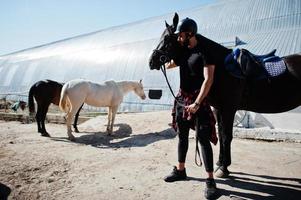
[0,0,214,56]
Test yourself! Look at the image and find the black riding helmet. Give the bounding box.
[177,17,198,36]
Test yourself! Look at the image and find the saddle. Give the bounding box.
[225,48,287,80]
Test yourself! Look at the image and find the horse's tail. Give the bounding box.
[28,85,35,114]
[59,85,70,113]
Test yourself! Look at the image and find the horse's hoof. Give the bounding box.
[107,130,112,135]
[214,165,221,173]
[41,133,50,137]
[215,167,230,178]
[68,136,76,141]
[74,128,80,133]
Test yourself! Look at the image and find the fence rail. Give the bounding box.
[0,91,173,113]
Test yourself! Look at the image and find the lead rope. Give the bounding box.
[160,64,202,167]
[160,64,185,107]
[195,117,202,167]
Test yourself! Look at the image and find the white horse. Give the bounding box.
[59,79,146,141]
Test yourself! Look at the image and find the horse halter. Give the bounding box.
[152,33,179,67]
[151,41,185,107]
[152,49,171,66]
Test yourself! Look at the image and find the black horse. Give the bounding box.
[28,79,83,137]
[149,13,301,178]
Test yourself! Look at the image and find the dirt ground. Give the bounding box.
[0,111,301,200]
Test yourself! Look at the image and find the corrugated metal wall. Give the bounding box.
[0,0,300,113]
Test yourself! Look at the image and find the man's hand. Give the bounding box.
[165,59,177,69]
[185,102,200,114]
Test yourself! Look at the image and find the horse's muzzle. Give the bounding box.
[149,49,170,70]
[149,59,159,70]
[149,51,160,70]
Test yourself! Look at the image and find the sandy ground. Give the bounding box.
[0,111,301,200]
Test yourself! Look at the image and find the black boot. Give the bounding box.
[204,178,218,199]
[164,166,187,182]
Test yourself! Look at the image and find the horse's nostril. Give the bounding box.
[149,58,154,67]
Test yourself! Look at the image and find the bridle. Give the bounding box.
[152,49,170,64]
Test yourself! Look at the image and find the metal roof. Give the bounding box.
[0,0,300,112]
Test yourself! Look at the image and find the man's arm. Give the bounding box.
[186,64,215,113]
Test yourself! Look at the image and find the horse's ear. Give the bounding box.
[173,13,179,27]
[171,13,179,33]
[165,21,170,28]
[139,79,142,83]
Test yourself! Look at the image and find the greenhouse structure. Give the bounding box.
[0,0,300,130]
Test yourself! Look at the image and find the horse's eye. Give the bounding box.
[164,35,170,41]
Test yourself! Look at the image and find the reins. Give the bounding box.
[160,64,202,167]
[160,64,185,107]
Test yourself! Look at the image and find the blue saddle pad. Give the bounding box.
[264,59,286,77]
[224,49,287,79]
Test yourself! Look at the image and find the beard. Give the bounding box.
[183,38,190,48]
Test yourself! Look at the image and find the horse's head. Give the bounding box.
[149,13,181,70]
[134,79,146,100]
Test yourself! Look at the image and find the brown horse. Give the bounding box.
[149,13,301,178]
[28,80,83,137]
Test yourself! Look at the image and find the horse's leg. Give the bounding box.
[66,101,82,141]
[215,108,236,178]
[65,110,75,141]
[40,103,50,137]
[109,106,118,135]
[35,105,43,134]
[107,106,112,134]
[73,103,83,133]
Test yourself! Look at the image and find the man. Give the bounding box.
[164,17,219,199]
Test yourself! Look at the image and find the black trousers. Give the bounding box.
[177,118,214,172]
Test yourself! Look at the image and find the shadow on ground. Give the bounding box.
[0,182,11,200]
[51,123,177,148]
[185,171,301,199]
[187,171,301,200]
